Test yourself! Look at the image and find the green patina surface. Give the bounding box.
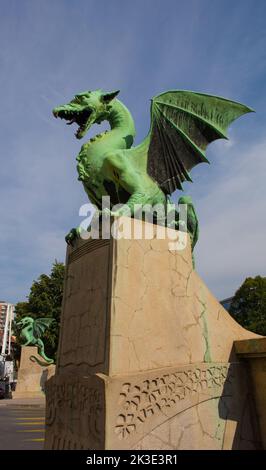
[16,317,55,366]
[53,89,252,252]
[201,302,212,363]
[197,289,212,362]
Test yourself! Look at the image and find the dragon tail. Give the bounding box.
[30,355,54,367]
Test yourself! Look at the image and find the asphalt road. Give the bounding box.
[0,403,45,450]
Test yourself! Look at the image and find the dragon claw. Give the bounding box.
[65,228,79,246]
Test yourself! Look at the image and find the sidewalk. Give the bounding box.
[0,396,45,407]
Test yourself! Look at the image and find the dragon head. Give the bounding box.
[53,89,120,139]
[16,317,34,328]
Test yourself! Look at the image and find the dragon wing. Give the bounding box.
[33,317,55,339]
[147,90,253,193]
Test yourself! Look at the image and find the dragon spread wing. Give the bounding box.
[33,317,55,339]
[147,90,253,194]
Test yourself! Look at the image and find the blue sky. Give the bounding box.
[0,0,265,303]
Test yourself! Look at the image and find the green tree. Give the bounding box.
[14,260,65,361]
[229,276,266,335]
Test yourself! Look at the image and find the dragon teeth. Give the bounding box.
[67,118,75,125]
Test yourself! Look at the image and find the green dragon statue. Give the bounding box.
[53,89,252,252]
[16,317,55,366]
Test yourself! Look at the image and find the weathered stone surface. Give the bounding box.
[45,374,105,450]
[57,238,111,376]
[13,346,55,399]
[45,362,260,450]
[45,217,262,449]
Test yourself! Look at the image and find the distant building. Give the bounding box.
[0,331,16,350]
[0,302,8,332]
[0,302,15,356]
[0,301,15,332]
[220,297,234,312]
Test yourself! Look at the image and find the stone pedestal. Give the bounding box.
[45,217,262,449]
[13,346,55,399]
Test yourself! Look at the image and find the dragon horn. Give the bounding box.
[101,90,120,102]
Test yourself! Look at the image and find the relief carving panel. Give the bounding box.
[113,364,234,443]
[45,375,104,450]
[58,239,111,374]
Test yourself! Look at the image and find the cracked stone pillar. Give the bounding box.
[44,217,262,449]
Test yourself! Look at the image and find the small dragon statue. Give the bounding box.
[53,89,252,251]
[16,317,55,366]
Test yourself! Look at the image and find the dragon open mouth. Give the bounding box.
[53,108,93,139]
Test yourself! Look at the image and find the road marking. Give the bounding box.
[15,422,45,425]
[15,417,45,420]
[23,438,45,442]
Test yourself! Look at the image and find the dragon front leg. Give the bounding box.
[65,209,101,246]
[65,227,82,246]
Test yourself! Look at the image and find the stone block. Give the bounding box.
[13,346,55,399]
[45,217,262,449]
